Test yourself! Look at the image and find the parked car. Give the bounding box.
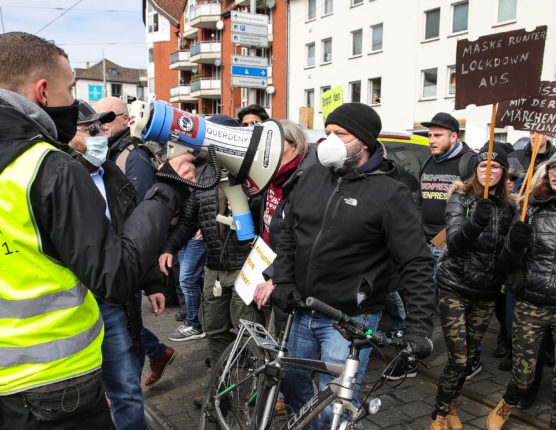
[305,129,430,193]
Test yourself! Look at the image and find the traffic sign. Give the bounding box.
[232,76,268,89]
[231,55,268,67]
[231,33,268,48]
[232,23,268,36]
[231,11,268,26]
[231,65,267,78]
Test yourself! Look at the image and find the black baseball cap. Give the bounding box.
[76,99,116,124]
[421,112,459,133]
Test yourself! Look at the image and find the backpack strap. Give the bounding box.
[458,150,475,180]
[115,143,135,174]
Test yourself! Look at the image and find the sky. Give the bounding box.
[0,0,148,70]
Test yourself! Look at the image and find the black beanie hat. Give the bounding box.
[325,103,382,153]
[476,141,509,170]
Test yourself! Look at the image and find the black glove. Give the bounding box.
[403,333,433,359]
[470,198,493,229]
[271,283,302,313]
[508,221,532,253]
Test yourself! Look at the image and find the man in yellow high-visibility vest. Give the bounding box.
[0,32,195,429]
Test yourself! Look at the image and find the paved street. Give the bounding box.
[140,300,551,429]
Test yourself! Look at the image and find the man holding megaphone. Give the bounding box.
[158,115,267,374]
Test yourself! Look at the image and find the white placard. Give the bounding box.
[235,236,276,305]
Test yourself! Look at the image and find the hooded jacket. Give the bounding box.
[0,89,186,304]
[272,157,435,337]
[437,182,517,300]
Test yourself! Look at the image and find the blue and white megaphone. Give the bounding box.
[129,100,284,240]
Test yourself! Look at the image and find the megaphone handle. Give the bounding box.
[228,125,262,187]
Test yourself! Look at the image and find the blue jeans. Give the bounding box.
[135,292,167,362]
[282,309,382,430]
[427,242,442,290]
[99,303,146,430]
[178,238,207,330]
[385,291,407,331]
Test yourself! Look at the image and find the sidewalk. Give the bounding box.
[140,301,550,429]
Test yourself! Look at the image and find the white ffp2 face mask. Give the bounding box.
[83,135,109,167]
[317,133,359,170]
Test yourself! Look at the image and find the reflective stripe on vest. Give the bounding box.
[0,142,103,395]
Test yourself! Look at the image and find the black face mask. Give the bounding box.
[40,100,79,144]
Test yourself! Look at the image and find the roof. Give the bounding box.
[148,0,186,26]
[74,59,147,84]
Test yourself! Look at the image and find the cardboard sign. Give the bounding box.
[321,86,343,121]
[234,236,276,305]
[496,81,556,137]
[455,26,547,109]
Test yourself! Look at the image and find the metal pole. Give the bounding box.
[247,0,257,105]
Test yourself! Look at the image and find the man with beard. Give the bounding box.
[271,102,435,429]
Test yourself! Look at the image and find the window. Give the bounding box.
[306,43,315,67]
[352,30,362,56]
[368,77,381,104]
[137,86,144,100]
[324,0,333,15]
[148,48,154,63]
[422,68,438,98]
[497,0,516,22]
[371,23,383,51]
[452,1,468,33]
[305,89,314,108]
[447,65,456,96]
[308,0,316,20]
[350,81,361,102]
[111,83,122,98]
[148,11,159,33]
[322,38,332,63]
[352,0,363,5]
[321,85,331,95]
[425,8,440,40]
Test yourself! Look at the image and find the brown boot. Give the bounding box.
[487,399,513,430]
[145,347,177,386]
[430,415,451,430]
[448,400,462,430]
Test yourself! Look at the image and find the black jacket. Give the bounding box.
[437,182,516,300]
[511,194,556,306]
[509,140,556,175]
[162,161,252,271]
[272,159,435,337]
[0,90,187,305]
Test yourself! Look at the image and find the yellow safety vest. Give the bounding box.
[0,142,103,395]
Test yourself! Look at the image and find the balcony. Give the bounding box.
[190,41,222,65]
[190,1,221,30]
[169,85,196,103]
[233,0,266,7]
[190,77,221,99]
[169,50,197,70]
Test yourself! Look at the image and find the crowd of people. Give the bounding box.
[1,31,556,430]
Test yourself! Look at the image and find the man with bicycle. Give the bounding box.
[269,103,436,429]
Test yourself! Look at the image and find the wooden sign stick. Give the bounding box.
[520,132,543,221]
[483,104,498,198]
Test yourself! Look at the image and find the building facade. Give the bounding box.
[287,0,556,147]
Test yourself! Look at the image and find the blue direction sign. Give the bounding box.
[88,85,103,100]
[231,65,267,77]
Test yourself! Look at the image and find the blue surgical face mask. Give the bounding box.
[83,135,109,167]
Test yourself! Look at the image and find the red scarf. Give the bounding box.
[262,154,303,245]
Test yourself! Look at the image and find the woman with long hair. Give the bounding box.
[430,143,517,430]
[488,153,556,430]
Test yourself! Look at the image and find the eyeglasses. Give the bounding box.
[477,162,502,173]
[548,165,556,175]
[241,120,261,127]
[76,123,106,136]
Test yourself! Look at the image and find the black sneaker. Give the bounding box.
[465,358,482,380]
[384,360,417,381]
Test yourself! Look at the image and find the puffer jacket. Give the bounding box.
[514,194,556,305]
[162,161,252,270]
[437,182,517,299]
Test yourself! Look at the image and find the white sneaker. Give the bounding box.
[168,325,206,342]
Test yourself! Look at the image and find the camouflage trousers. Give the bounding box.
[434,290,495,415]
[504,299,556,424]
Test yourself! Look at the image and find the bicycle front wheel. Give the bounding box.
[200,336,268,430]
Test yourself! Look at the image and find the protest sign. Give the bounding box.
[235,236,276,305]
[455,26,546,109]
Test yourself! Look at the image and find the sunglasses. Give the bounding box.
[76,123,107,136]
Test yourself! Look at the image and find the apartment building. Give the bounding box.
[287,0,556,146]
